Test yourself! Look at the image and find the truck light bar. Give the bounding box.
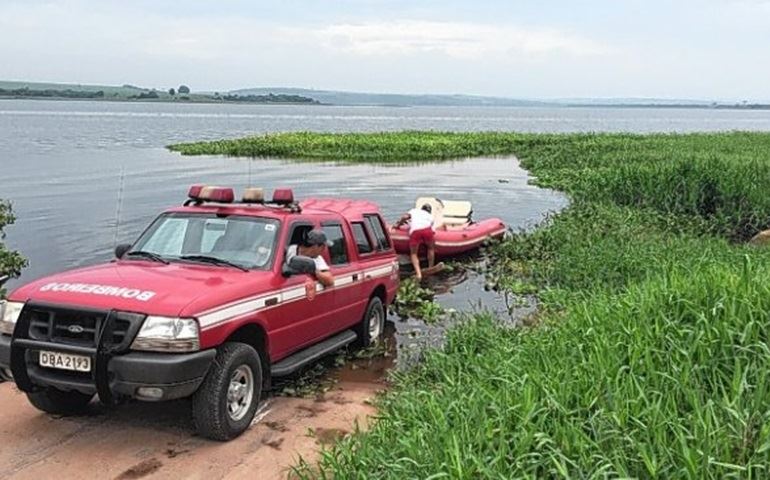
[187,185,234,205]
[272,188,294,205]
[187,184,204,200]
[199,186,234,203]
[242,188,265,203]
[184,185,299,211]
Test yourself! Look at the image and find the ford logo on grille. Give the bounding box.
[67,325,85,334]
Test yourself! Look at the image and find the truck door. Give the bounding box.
[321,221,361,331]
[263,220,338,360]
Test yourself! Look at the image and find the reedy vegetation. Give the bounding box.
[0,200,26,298]
[169,131,540,162]
[173,131,770,477]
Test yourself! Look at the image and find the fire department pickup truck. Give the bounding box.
[0,186,399,440]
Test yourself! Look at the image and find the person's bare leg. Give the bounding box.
[410,246,422,280]
[427,242,436,269]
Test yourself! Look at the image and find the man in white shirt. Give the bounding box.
[392,204,436,280]
[286,229,335,287]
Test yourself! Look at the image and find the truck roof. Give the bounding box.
[164,198,383,221]
[300,198,382,220]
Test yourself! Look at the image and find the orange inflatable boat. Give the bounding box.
[390,197,506,257]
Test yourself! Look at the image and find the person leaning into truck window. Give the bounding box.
[286,229,335,287]
[392,203,436,280]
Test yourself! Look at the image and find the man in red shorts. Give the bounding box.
[392,203,436,280]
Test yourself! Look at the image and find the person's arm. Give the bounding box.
[392,213,411,229]
[315,269,335,288]
[314,255,335,287]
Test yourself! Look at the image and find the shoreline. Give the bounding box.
[2,96,769,110]
[0,96,324,106]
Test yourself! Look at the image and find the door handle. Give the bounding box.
[265,297,279,307]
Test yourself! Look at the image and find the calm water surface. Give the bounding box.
[3,99,770,292]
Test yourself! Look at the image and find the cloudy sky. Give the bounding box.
[1,0,768,100]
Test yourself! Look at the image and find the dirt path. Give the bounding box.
[0,367,383,480]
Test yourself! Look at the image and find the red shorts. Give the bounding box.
[409,227,435,248]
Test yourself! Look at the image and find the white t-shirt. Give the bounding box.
[408,208,434,233]
[286,245,329,271]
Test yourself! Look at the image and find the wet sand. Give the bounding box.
[0,370,382,480]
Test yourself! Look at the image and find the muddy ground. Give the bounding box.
[0,354,389,480]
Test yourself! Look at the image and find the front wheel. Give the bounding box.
[355,296,385,348]
[192,342,263,441]
[26,388,93,415]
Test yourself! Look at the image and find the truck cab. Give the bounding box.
[0,186,399,440]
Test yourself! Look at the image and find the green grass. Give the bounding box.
[168,131,538,162]
[240,131,770,479]
[171,131,770,241]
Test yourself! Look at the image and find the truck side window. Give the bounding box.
[351,222,373,254]
[288,224,313,247]
[322,224,348,265]
[365,214,390,250]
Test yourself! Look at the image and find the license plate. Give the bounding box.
[39,351,92,372]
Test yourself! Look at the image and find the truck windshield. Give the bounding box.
[129,213,280,270]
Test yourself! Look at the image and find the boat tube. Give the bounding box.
[390,197,506,257]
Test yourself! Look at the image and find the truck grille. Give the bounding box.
[26,305,142,350]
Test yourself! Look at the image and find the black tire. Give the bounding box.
[355,296,385,348]
[192,342,263,441]
[26,388,93,415]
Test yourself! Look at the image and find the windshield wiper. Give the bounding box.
[179,255,249,272]
[125,250,170,264]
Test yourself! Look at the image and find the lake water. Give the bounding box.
[3,99,770,291]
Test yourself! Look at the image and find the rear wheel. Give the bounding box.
[192,342,263,441]
[355,296,385,348]
[26,388,93,415]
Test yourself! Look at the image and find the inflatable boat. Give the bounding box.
[390,197,506,257]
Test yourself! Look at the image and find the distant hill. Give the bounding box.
[0,80,147,98]
[552,97,714,107]
[229,87,550,107]
[0,80,318,104]
[2,80,766,109]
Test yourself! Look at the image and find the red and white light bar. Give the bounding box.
[187,185,295,206]
[188,185,235,203]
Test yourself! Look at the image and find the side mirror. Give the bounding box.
[282,255,317,277]
[115,244,132,259]
[0,275,8,288]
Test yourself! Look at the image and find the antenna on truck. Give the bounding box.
[113,166,126,248]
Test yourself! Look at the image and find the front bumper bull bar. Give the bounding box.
[0,302,214,402]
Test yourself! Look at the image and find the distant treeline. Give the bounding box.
[569,103,770,110]
[131,91,161,100]
[714,103,770,110]
[0,87,105,99]
[221,93,319,104]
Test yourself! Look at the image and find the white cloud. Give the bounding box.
[291,21,614,58]
[0,1,767,99]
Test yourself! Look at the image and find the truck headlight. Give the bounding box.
[0,301,24,335]
[131,316,200,352]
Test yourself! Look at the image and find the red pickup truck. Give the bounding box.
[0,186,399,440]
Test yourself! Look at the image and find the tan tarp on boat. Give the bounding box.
[415,197,472,229]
